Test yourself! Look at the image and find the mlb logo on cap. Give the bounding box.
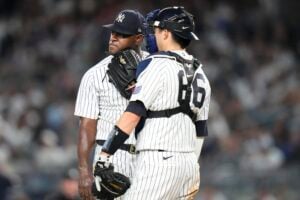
[116,13,125,23]
[103,10,145,35]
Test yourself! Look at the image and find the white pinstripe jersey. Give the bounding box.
[74,51,148,144]
[131,50,211,152]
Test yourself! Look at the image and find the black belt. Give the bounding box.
[96,140,136,154]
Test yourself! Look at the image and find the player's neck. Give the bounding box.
[160,41,182,52]
[131,46,142,56]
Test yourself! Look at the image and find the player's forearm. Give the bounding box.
[77,133,95,170]
[77,118,97,170]
[116,111,141,134]
[194,137,204,158]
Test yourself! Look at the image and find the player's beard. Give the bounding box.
[108,43,120,54]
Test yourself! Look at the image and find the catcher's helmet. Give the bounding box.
[152,6,199,40]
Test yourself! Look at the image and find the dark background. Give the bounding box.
[0,0,299,199]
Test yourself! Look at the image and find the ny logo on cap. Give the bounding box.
[116,13,125,23]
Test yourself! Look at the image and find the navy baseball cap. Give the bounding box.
[103,10,145,35]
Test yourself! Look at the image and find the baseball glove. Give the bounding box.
[92,159,131,199]
[107,49,141,99]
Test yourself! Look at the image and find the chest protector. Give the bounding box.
[146,51,200,121]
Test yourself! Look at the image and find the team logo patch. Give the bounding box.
[119,55,126,64]
[116,13,125,23]
[133,85,142,94]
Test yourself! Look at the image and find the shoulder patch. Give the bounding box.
[136,58,152,77]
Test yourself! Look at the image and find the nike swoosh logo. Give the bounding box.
[163,156,173,160]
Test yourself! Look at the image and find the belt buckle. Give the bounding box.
[129,144,136,154]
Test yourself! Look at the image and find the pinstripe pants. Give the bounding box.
[123,151,200,200]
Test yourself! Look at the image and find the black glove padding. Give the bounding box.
[107,49,141,99]
[92,159,131,199]
[92,182,114,200]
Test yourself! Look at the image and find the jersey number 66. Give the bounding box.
[178,71,206,109]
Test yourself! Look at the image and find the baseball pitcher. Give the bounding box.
[74,10,147,200]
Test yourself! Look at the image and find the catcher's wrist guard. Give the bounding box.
[102,126,129,155]
[107,49,141,99]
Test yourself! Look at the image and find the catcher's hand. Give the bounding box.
[92,155,131,199]
[107,49,141,99]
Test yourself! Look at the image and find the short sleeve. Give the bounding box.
[130,58,166,109]
[191,67,211,122]
[74,69,99,119]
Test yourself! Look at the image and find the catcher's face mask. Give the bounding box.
[144,9,161,54]
[144,26,158,54]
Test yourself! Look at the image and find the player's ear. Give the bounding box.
[134,34,144,45]
[162,29,169,40]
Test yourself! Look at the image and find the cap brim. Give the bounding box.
[103,24,135,35]
[103,24,113,29]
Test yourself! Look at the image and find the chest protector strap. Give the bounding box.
[146,51,199,121]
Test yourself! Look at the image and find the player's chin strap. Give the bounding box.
[146,51,200,121]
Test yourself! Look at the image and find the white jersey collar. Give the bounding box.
[169,50,193,60]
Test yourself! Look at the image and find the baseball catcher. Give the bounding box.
[92,155,131,199]
[107,48,142,99]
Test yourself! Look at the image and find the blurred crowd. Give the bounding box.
[0,0,299,199]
